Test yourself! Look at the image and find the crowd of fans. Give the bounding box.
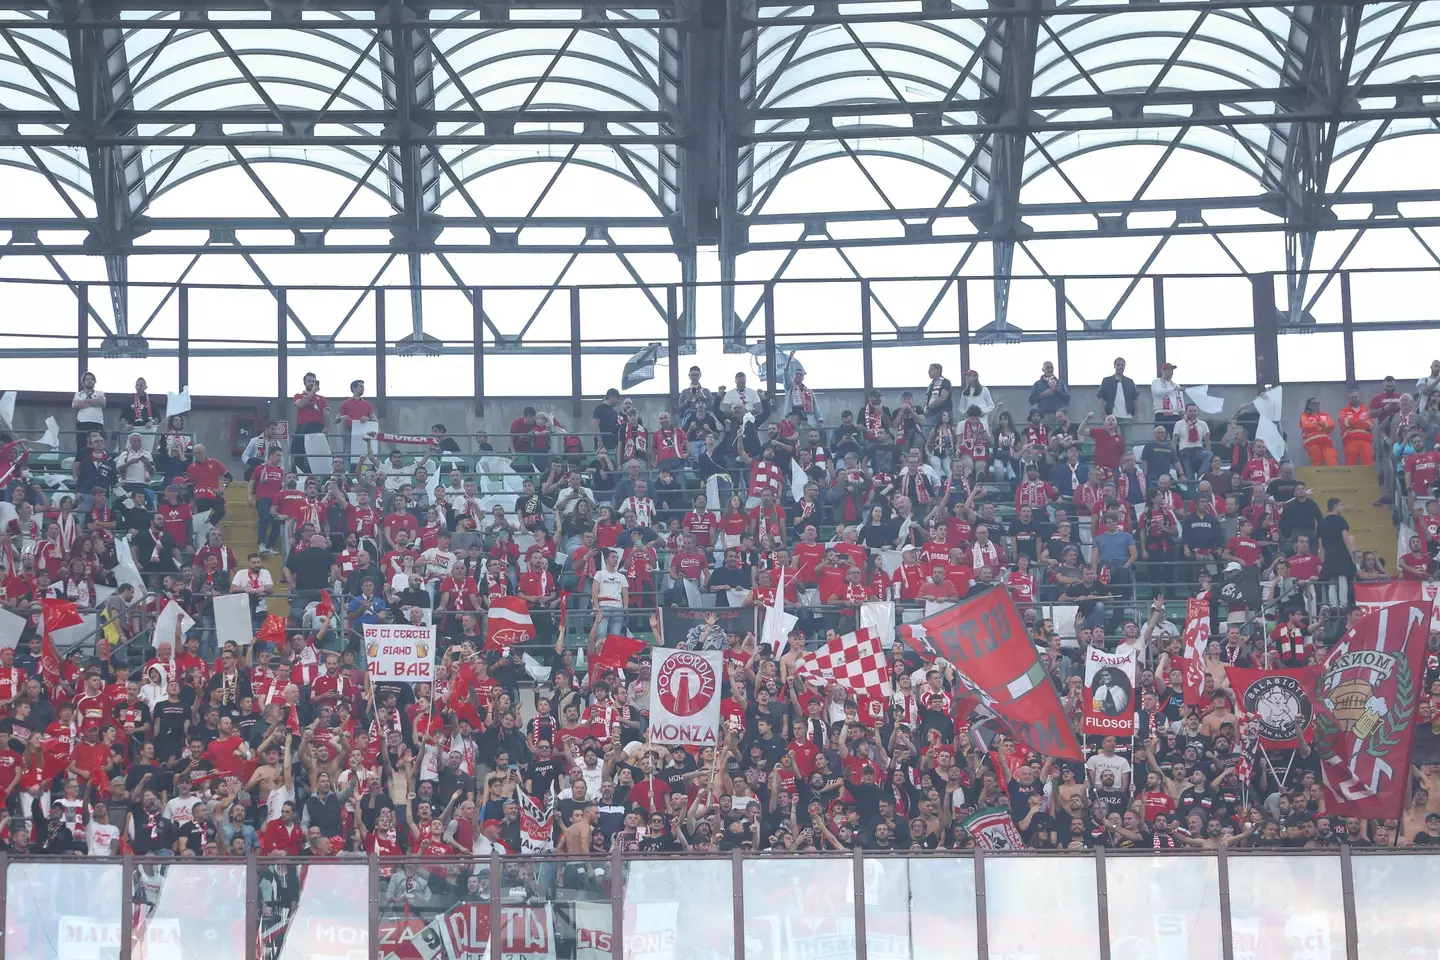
[0,357,1436,883]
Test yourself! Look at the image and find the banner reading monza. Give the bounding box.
[1082,645,1137,738]
[649,647,722,746]
[899,586,1082,760]
[1314,601,1432,819]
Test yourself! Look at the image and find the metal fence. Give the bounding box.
[3,847,1436,960]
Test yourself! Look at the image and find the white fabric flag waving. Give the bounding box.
[649,647,722,746]
[759,571,797,653]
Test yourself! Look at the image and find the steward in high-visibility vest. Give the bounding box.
[1300,399,1338,467]
[1336,389,1374,466]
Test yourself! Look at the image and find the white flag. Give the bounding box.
[37,417,60,448]
[165,387,192,417]
[759,570,797,653]
[0,391,14,428]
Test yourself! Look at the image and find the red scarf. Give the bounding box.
[864,404,886,439]
[1186,419,1200,443]
[130,393,152,423]
[622,421,648,462]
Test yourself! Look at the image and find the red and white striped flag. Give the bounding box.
[794,628,892,699]
[486,596,535,651]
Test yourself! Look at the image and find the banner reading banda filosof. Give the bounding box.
[363,623,436,683]
[1082,645,1137,737]
[648,647,722,746]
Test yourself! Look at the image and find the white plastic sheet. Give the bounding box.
[0,607,24,650]
[165,387,192,417]
[152,600,195,645]
[213,592,254,647]
[1184,385,1225,416]
[0,391,14,428]
[37,417,60,448]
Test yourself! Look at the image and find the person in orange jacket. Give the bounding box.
[1336,387,1374,465]
[1300,398,1338,466]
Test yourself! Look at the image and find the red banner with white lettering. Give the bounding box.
[1355,581,1440,631]
[899,586,1082,760]
[1314,601,1431,819]
[1178,597,1210,706]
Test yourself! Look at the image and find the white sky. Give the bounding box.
[2,10,1440,398]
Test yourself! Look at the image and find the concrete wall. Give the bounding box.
[4,379,1390,468]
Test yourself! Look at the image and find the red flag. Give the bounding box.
[1314,601,1431,818]
[898,587,1082,761]
[486,596,535,651]
[588,634,647,686]
[41,597,84,635]
[1179,597,1210,706]
[286,704,301,735]
[256,614,287,645]
[314,590,335,619]
[39,632,61,689]
[1223,666,1321,747]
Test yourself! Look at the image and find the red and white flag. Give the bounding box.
[1178,596,1210,706]
[486,596,535,651]
[794,627,893,699]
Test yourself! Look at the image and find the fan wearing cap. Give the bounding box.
[1151,362,1186,431]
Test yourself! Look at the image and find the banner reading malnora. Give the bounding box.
[1082,646,1137,738]
[648,647,722,746]
[899,587,1082,760]
[660,607,755,650]
[1314,601,1432,818]
[1224,665,1320,747]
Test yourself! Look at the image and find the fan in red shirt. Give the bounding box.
[345,490,381,544]
[155,489,193,549]
[204,717,252,779]
[1399,535,1433,580]
[1221,519,1264,568]
[382,494,420,548]
[337,381,376,428]
[1405,445,1440,499]
[262,803,305,854]
[682,497,718,548]
[185,445,231,524]
[1286,535,1322,582]
[790,526,825,587]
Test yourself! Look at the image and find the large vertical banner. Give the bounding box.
[648,648,722,746]
[898,587,1082,760]
[1314,601,1432,818]
[1082,646,1137,738]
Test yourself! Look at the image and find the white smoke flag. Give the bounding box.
[760,570,797,654]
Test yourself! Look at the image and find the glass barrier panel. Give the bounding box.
[5,860,123,960]
[1227,854,1344,960]
[504,857,615,960]
[744,857,858,960]
[864,856,979,960]
[1351,853,1440,960]
[985,855,1101,960]
[1105,854,1223,960]
[378,858,491,960]
[135,860,248,960]
[268,861,369,960]
[623,858,735,960]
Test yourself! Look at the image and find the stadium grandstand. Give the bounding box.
[3,0,1440,958]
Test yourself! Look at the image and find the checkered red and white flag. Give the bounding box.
[794,627,893,699]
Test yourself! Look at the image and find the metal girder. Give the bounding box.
[1264,0,1361,325]
[379,0,441,340]
[971,0,1040,332]
[62,0,148,337]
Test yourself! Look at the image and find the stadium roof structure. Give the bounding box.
[1,0,1439,372]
